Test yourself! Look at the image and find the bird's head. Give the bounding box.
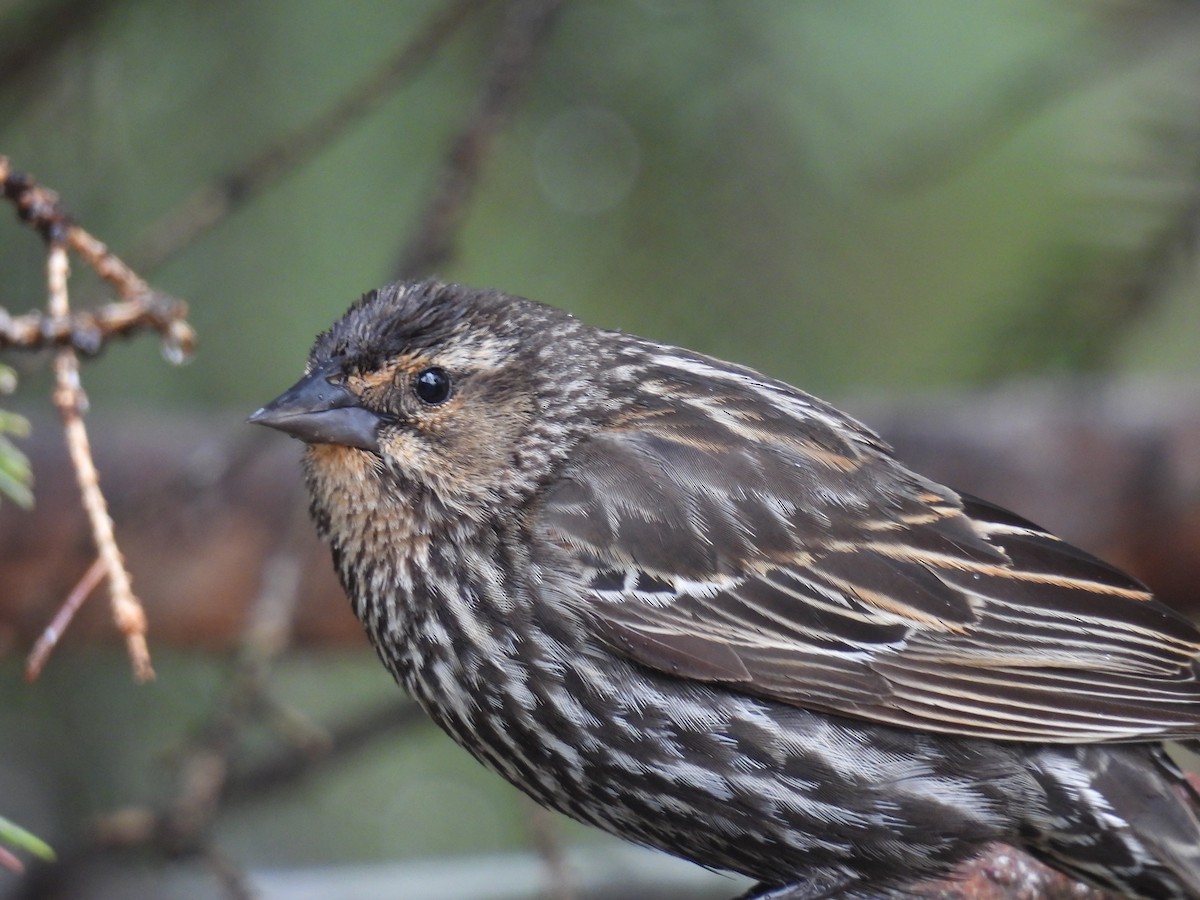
[251,280,610,522]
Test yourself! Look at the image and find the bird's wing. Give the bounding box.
[532,349,1200,742]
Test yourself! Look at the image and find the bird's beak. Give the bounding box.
[248,363,384,453]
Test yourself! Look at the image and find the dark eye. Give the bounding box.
[413,367,452,405]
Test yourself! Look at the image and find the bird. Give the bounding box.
[250,278,1200,899]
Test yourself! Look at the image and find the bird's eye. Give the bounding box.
[413,367,452,405]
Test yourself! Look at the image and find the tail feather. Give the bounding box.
[1025,744,1200,899]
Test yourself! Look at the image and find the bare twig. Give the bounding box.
[0,157,193,681]
[67,221,151,298]
[0,0,119,91]
[223,700,426,804]
[0,156,196,359]
[160,517,314,841]
[24,556,106,681]
[397,0,566,278]
[0,294,191,355]
[90,503,320,868]
[46,243,154,681]
[128,0,490,272]
[85,511,422,899]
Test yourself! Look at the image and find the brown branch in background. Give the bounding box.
[85,508,434,894]
[128,0,490,273]
[396,0,566,278]
[0,0,119,91]
[93,503,323,876]
[1,156,196,681]
[82,493,428,879]
[156,510,315,848]
[223,699,425,804]
[871,4,1200,192]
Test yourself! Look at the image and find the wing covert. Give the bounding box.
[533,354,1200,742]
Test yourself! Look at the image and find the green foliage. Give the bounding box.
[0,814,55,863]
[0,372,40,875]
[0,364,32,509]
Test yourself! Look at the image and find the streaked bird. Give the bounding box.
[252,279,1200,899]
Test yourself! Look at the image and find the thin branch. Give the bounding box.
[46,243,154,681]
[0,156,195,359]
[157,513,314,845]
[1,156,70,244]
[24,556,106,682]
[396,0,566,278]
[0,294,191,355]
[128,0,490,272]
[222,700,426,804]
[0,0,119,91]
[0,157,193,681]
[84,515,431,900]
[91,503,321,865]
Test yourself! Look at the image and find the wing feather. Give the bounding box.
[534,349,1200,742]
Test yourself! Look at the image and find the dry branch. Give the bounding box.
[23,555,105,681]
[0,156,195,359]
[128,0,489,272]
[397,0,566,277]
[44,243,152,681]
[1,156,197,680]
[0,293,192,356]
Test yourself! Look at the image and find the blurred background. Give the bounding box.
[2,1,1200,898]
